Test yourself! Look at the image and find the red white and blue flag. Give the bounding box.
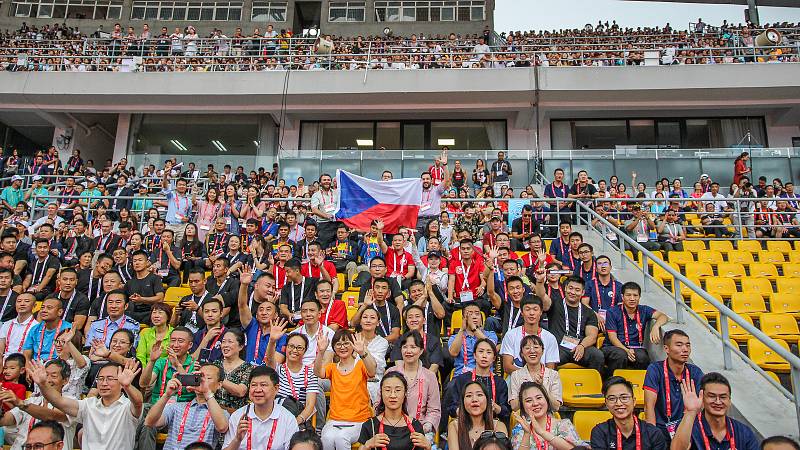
[334,170,422,233]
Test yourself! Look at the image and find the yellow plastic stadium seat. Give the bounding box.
[157,433,168,445]
[767,240,793,256]
[560,369,605,408]
[749,263,779,281]
[759,313,800,344]
[717,314,753,343]
[709,240,734,255]
[758,250,786,266]
[336,273,346,293]
[741,277,774,294]
[730,293,768,318]
[573,411,612,441]
[651,264,678,288]
[705,278,737,299]
[790,251,800,263]
[716,262,746,279]
[682,240,706,254]
[690,292,720,318]
[612,369,645,407]
[667,251,694,270]
[796,241,800,251]
[682,276,704,300]
[450,309,463,332]
[777,278,800,295]
[765,371,781,384]
[697,250,724,266]
[342,291,359,308]
[737,240,763,254]
[727,250,755,268]
[770,293,800,318]
[346,306,359,322]
[748,338,791,373]
[684,262,714,279]
[782,263,800,278]
[164,287,192,307]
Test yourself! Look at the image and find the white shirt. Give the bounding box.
[0,315,37,359]
[223,403,298,450]
[292,324,334,366]
[75,395,141,450]
[10,395,78,450]
[700,192,728,212]
[499,325,560,367]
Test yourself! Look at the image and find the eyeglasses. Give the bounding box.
[596,261,611,267]
[95,376,118,384]
[605,394,633,404]
[370,264,385,269]
[287,344,306,352]
[479,431,509,442]
[334,342,352,349]
[24,441,63,450]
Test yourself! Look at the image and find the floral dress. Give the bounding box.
[510,417,584,450]
[213,360,252,411]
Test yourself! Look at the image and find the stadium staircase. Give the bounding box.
[575,221,798,438]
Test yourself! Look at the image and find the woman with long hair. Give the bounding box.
[508,335,562,411]
[222,234,247,274]
[194,186,223,241]
[358,307,390,403]
[213,328,251,413]
[473,159,490,191]
[276,333,319,429]
[239,185,265,221]
[510,382,581,450]
[418,219,447,253]
[733,151,751,186]
[358,371,430,450]
[447,381,507,450]
[179,223,207,283]
[222,184,242,235]
[135,303,172,367]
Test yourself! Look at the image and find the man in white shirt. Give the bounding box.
[472,37,491,60]
[275,298,334,367]
[699,182,730,212]
[223,365,298,450]
[0,292,37,359]
[0,359,77,450]
[500,294,560,375]
[31,359,143,450]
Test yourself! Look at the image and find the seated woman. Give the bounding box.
[444,338,510,423]
[276,333,319,429]
[389,304,443,375]
[212,328,251,413]
[135,303,173,367]
[507,335,562,411]
[223,234,248,275]
[358,372,430,450]
[179,223,207,283]
[54,328,90,398]
[447,381,508,450]
[510,382,582,450]
[386,330,441,442]
[315,329,376,450]
[86,328,139,392]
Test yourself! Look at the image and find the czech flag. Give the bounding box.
[334,170,422,233]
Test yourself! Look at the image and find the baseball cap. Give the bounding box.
[86,176,97,183]
[427,251,442,259]
[10,175,23,182]
[32,175,43,182]
[700,174,710,179]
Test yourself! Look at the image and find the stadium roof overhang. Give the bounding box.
[625,0,798,7]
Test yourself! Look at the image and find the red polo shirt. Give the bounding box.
[448,256,485,296]
[301,260,338,280]
[385,248,413,278]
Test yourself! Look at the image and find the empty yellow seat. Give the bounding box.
[668,251,695,270]
[709,240,734,255]
[717,314,753,342]
[767,240,793,256]
[685,262,714,278]
[760,313,800,343]
[741,277,773,294]
[697,250,724,265]
[336,273,346,293]
[690,292,721,318]
[342,291,359,308]
[560,369,605,408]
[730,292,768,318]
[346,306,359,321]
[652,263,679,288]
[758,250,786,266]
[683,240,706,254]
[705,278,737,298]
[450,309,463,332]
[573,411,613,441]
[716,262,746,278]
[782,263,800,278]
[749,263,779,281]
[748,338,791,373]
[613,369,646,407]
[727,250,755,267]
[790,251,800,263]
[737,240,763,254]
[770,293,800,317]
[777,278,800,295]
[164,287,192,307]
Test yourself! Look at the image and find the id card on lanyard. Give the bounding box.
[664,359,690,438]
[459,262,474,303]
[560,300,581,350]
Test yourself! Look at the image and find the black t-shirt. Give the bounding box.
[511,217,541,237]
[57,291,91,323]
[125,273,165,314]
[278,277,319,315]
[590,418,667,450]
[28,255,60,290]
[545,297,597,344]
[569,183,597,198]
[0,290,18,322]
[206,276,241,325]
[358,417,424,450]
[358,277,402,304]
[372,301,401,338]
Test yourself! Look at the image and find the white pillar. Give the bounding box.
[113,113,131,163]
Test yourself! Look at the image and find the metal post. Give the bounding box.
[674,279,684,324]
[619,237,626,270]
[735,199,743,239]
[641,253,649,292]
[719,314,733,370]
[791,366,800,435]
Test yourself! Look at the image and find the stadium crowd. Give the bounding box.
[0,144,793,450]
[1,19,799,71]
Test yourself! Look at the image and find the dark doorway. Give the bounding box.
[293,1,321,35]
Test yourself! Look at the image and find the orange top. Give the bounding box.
[324,359,373,422]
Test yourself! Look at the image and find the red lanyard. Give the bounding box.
[472,370,496,402]
[547,285,564,300]
[664,360,689,419]
[177,402,211,444]
[37,320,61,361]
[254,325,268,363]
[102,315,126,343]
[247,417,279,450]
[160,358,194,397]
[622,309,642,347]
[205,326,225,351]
[616,417,641,450]
[378,414,415,448]
[532,415,552,450]
[461,337,469,373]
[594,279,617,309]
[283,364,309,399]
[6,318,34,353]
[698,416,736,450]
[521,326,542,339]
[415,376,425,420]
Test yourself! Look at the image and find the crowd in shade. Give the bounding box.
[1,19,800,71]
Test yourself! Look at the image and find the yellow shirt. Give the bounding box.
[324,360,373,422]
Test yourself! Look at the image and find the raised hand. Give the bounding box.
[317,333,330,354]
[27,360,47,386]
[537,248,547,263]
[363,289,375,306]
[512,410,532,433]
[149,339,165,362]
[486,245,498,261]
[163,377,182,397]
[375,219,385,231]
[202,327,223,346]
[270,318,288,341]
[118,359,141,389]
[235,415,250,441]
[681,379,703,413]
[92,339,112,358]
[352,333,366,355]
[239,265,254,285]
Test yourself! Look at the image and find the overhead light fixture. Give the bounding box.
[356,139,374,147]
[253,140,260,147]
[438,139,455,146]
[211,140,228,152]
[170,139,188,151]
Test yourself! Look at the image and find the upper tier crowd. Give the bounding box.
[0,145,794,450]
[1,19,799,71]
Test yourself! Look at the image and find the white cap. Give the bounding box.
[32,175,43,182]
[10,175,23,182]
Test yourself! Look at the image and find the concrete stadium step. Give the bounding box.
[576,224,797,439]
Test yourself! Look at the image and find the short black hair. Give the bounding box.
[29,420,65,443]
[4,353,25,369]
[621,281,641,295]
[564,275,585,288]
[761,436,800,450]
[602,375,634,396]
[45,358,72,381]
[664,328,689,345]
[249,365,279,386]
[520,295,543,310]
[289,429,323,450]
[284,258,301,271]
[699,372,731,394]
[185,443,215,450]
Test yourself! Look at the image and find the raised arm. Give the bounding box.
[118,359,144,418]
[29,360,79,417]
[237,267,254,329]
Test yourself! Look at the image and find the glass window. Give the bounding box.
[329,2,364,22]
[251,1,287,21]
[318,123,374,150]
[573,120,627,149]
[376,122,401,150]
[431,121,506,150]
[440,6,453,20]
[686,119,711,148]
[656,121,681,148]
[628,119,656,147]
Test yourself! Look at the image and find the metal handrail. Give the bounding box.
[572,198,800,431]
